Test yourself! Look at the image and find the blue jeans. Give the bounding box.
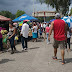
[0,38,3,51]
[46,33,49,43]
[9,36,15,51]
[21,36,28,49]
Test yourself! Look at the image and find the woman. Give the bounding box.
[45,24,50,44]
[8,22,16,54]
[32,23,38,42]
[0,27,3,51]
[66,24,71,52]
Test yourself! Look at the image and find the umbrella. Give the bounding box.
[23,20,30,22]
[61,16,71,27]
[19,20,30,26]
[19,21,23,26]
[13,23,17,25]
[50,19,55,22]
[0,15,11,21]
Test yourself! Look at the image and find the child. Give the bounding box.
[45,24,50,44]
[38,27,43,38]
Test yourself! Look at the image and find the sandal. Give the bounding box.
[62,61,65,65]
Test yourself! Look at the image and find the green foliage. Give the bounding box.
[0,11,16,19]
[69,8,72,16]
[16,10,25,18]
[39,0,71,15]
[36,17,44,22]
[36,16,54,22]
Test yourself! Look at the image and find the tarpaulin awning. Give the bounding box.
[12,14,37,22]
[0,15,11,21]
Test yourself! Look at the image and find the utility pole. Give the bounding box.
[33,0,35,16]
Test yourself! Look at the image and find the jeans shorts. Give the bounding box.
[53,39,65,50]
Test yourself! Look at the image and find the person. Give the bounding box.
[45,24,50,44]
[43,22,47,41]
[38,27,43,38]
[21,21,29,51]
[0,27,3,52]
[65,24,71,52]
[36,23,38,38]
[32,23,38,42]
[48,13,67,65]
[8,22,16,54]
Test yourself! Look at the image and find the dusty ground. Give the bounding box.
[0,36,72,72]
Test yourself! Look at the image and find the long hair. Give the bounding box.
[9,21,15,27]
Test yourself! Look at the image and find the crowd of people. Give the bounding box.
[0,13,72,65]
[0,20,51,54]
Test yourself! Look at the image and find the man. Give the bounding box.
[48,13,67,65]
[43,22,47,41]
[21,21,29,51]
[0,27,3,52]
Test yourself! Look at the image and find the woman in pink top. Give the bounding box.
[45,24,50,44]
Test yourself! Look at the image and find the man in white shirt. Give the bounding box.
[21,21,29,51]
[43,22,47,41]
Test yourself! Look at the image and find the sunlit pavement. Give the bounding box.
[0,36,72,72]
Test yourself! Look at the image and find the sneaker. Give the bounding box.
[11,51,14,54]
[22,48,24,51]
[24,48,27,50]
[52,56,58,60]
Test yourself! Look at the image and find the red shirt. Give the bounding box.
[54,19,66,41]
[46,27,50,33]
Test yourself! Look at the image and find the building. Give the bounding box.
[32,11,56,22]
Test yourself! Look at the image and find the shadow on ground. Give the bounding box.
[29,47,40,50]
[0,59,15,64]
[58,58,72,64]
[65,58,72,63]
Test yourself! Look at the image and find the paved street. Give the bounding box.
[0,36,72,72]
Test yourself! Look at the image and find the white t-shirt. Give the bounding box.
[43,24,47,28]
[67,31,70,38]
[8,27,15,36]
[41,24,43,27]
[21,23,29,38]
[33,26,38,33]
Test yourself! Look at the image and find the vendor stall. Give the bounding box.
[0,15,11,49]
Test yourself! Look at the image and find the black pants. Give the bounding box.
[66,38,70,49]
[0,38,3,51]
[9,36,16,51]
[21,36,28,49]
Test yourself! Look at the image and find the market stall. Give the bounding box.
[0,15,11,49]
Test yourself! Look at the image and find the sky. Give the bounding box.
[0,0,72,16]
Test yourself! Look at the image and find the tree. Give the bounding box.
[39,0,71,15]
[69,8,72,16]
[16,10,25,18]
[0,11,16,19]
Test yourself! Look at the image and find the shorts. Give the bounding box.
[53,39,65,50]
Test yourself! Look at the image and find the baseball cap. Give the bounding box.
[55,13,61,19]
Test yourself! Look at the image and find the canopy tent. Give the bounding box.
[12,14,37,22]
[0,15,11,21]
